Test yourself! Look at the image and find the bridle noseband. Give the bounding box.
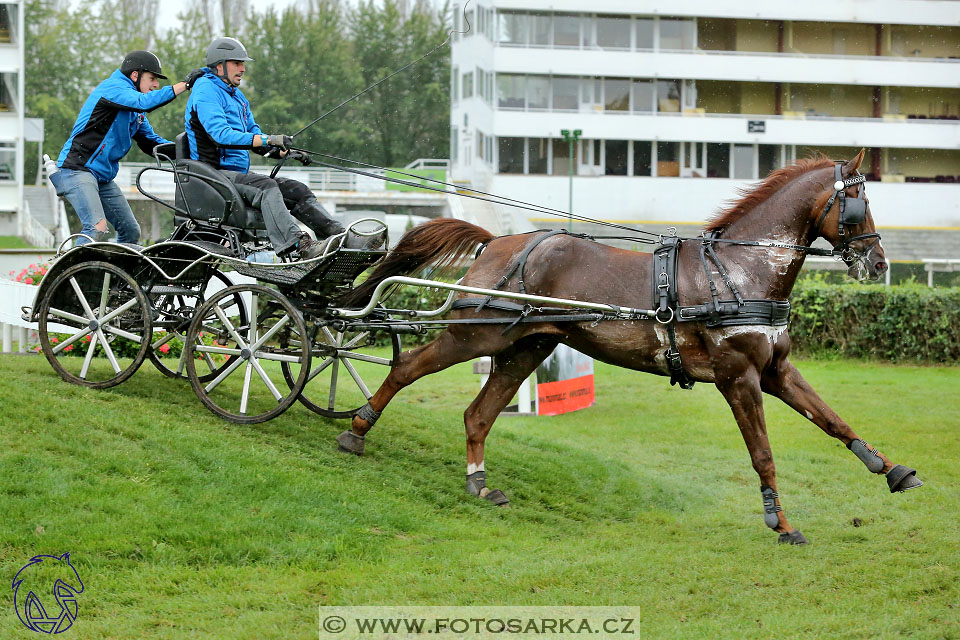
[812,164,881,265]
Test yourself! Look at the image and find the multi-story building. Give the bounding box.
[449,1,960,257]
[0,1,23,231]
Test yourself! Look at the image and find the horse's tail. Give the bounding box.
[339,218,495,308]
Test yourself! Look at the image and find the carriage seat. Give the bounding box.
[171,133,266,234]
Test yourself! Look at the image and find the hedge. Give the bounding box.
[788,277,960,363]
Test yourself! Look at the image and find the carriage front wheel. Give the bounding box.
[38,261,152,388]
[184,284,310,424]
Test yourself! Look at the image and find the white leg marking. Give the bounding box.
[467,460,485,475]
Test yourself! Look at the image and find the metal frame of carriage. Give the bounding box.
[23,144,659,425]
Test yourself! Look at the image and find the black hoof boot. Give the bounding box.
[886,465,923,493]
[777,530,809,545]
[481,488,510,506]
[337,430,365,456]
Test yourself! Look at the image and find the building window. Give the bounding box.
[498,137,524,173]
[604,78,630,111]
[707,143,729,178]
[528,138,549,174]
[635,18,654,49]
[450,126,459,165]
[597,15,630,50]
[552,76,579,111]
[732,143,755,179]
[552,138,578,176]
[497,74,525,108]
[659,18,695,49]
[632,80,654,112]
[758,144,780,178]
[605,140,629,175]
[554,14,581,47]
[452,5,460,42]
[0,142,15,181]
[656,80,681,113]
[451,65,459,103]
[462,71,473,99]
[657,141,680,177]
[527,76,550,110]
[498,11,528,45]
[581,78,602,111]
[531,13,552,46]
[633,141,652,176]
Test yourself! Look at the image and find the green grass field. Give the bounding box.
[1,353,957,639]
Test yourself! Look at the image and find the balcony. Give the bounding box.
[491,47,960,90]
[490,109,960,150]
[492,1,960,28]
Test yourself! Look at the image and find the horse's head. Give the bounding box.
[810,149,887,281]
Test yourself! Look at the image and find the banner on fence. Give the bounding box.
[535,345,594,416]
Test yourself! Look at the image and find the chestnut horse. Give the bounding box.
[337,150,923,543]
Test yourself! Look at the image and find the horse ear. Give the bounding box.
[843,148,866,175]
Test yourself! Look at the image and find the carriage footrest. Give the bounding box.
[144,285,201,296]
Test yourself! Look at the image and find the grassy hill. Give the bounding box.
[1,353,957,638]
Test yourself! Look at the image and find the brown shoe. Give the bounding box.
[294,234,327,260]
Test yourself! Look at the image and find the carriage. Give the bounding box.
[23,146,922,541]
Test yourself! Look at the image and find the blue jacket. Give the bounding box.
[57,69,174,183]
[184,69,262,173]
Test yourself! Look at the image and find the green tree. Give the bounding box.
[348,0,450,167]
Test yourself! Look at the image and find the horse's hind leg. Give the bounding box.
[463,336,558,506]
[715,361,808,544]
[336,329,492,455]
[762,357,923,493]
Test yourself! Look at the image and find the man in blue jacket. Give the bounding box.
[184,37,343,260]
[53,51,195,245]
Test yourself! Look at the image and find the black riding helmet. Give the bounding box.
[120,50,168,80]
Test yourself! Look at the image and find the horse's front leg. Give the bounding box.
[762,357,923,493]
[715,360,809,544]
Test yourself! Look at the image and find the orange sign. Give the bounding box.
[536,374,595,416]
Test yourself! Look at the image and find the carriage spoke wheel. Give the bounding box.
[38,261,151,388]
[282,322,400,419]
[147,270,247,382]
[185,284,310,424]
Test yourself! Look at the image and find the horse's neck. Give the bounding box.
[716,194,815,299]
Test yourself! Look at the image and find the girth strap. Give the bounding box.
[679,299,790,327]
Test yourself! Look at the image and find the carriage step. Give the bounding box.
[145,285,200,296]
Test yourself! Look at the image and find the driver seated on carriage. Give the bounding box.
[182,37,345,261]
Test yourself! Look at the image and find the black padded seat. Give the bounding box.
[172,133,266,234]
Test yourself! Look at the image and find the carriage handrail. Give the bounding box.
[329,276,657,320]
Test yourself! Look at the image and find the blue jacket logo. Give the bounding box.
[12,553,84,634]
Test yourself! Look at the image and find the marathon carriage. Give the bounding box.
[24,140,409,423]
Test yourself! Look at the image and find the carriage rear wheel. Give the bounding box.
[282,322,400,419]
[38,261,152,388]
[147,270,248,382]
[184,284,310,424]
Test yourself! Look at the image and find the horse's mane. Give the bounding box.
[705,155,834,231]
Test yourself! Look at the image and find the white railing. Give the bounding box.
[405,158,451,170]
[17,201,55,248]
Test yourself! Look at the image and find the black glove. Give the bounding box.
[183,68,205,89]
[266,134,293,150]
[287,149,312,166]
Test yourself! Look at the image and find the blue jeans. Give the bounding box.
[50,168,140,245]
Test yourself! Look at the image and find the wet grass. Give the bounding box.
[0,353,957,639]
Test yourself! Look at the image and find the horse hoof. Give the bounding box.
[777,530,808,545]
[480,487,510,506]
[886,465,923,493]
[336,430,365,456]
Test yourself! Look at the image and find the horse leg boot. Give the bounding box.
[716,366,808,544]
[762,357,923,493]
[337,331,490,455]
[464,338,557,507]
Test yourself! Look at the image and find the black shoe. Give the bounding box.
[295,237,324,260]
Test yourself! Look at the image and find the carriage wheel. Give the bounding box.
[185,284,310,424]
[37,261,151,388]
[282,323,400,419]
[147,270,248,382]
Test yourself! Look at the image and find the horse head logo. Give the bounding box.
[12,553,84,634]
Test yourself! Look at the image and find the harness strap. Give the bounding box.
[678,299,790,328]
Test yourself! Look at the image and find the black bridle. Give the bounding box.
[811,164,881,266]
